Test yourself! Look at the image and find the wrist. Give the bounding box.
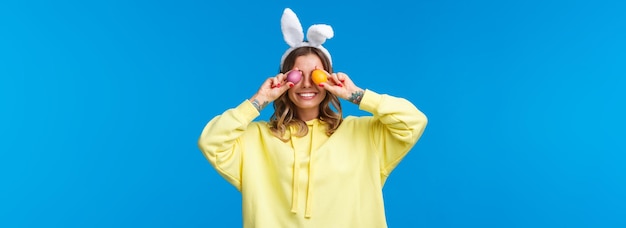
[346,89,365,105]
[249,94,270,111]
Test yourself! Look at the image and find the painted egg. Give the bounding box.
[311,69,328,84]
[286,70,302,84]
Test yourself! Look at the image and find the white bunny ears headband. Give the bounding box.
[280,8,334,69]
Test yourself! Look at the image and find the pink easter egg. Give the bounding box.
[286,70,302,84]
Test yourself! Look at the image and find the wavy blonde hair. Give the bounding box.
[270,46,343,141]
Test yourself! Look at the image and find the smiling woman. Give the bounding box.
[277,47,336,138]
[197,8,428,228]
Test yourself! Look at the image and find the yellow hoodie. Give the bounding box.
[198,90,427,228]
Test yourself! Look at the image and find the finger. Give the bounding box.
[271,74,283,88]
[337,72,347,83]
[318,81,340,94]
[278,73,288,87]
[263,77,274,88]
[277,81,293,93]
[276,73,287,82]
[329,73,343,87]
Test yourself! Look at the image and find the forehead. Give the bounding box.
[293,54,323,68]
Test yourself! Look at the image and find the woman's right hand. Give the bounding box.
[249,71,296,111]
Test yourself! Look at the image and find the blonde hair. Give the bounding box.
[269,47,343,141]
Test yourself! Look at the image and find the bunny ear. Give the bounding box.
[281,8,304,47]
[307,24,334,47]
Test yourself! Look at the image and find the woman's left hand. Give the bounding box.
[318,71,365,105]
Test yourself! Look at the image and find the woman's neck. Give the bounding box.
[296,109,319,122]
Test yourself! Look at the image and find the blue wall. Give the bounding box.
[2,0,625,227]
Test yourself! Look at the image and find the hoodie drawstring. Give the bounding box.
[290,143,300,213]
[304,122,315,218]
[289,120,319,218]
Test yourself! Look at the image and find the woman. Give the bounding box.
[198,8,427,228]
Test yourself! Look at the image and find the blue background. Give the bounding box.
[2,0,625,227]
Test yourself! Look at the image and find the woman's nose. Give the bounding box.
[301,74,312,88]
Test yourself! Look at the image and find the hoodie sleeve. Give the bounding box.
[198,100,260,190]
[358,89,428,177]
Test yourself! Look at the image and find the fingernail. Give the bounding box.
[277,83,281,87]
[338,83,343,87]
[340,79,345,82]
[318,84,324,87]
[289,84,294,88]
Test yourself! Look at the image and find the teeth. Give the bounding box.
[299,93,315,97]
